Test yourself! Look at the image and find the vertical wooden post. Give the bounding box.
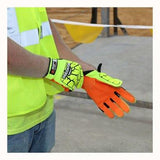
[113,8,118,35]
[113,7,128,35]
[91,8,97,24]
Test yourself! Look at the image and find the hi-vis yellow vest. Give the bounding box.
[8,7,63,117]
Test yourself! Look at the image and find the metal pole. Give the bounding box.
[113,7,118,35]
[101,8,110,37]
[59,91,152,109]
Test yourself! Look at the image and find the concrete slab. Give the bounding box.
[51,36,152,152]
[52,96,152,152]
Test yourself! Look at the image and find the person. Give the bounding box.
[7,7,135,152]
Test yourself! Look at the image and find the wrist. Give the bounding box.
[80,62,96,72]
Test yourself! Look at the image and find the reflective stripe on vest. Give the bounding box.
[19,22,52,47]
[8,7,63,117]
[8,8,52,47]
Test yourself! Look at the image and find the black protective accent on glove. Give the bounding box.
[97,63,102,72]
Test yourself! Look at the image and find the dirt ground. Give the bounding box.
[47,8,152,48]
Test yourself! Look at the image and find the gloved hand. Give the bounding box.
[82,64,136,118]
[45,58,84,91]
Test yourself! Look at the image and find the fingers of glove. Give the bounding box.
[104,100,124,117]
[116,87,136,103]
[98,104,114,118]
[112,94,130,113]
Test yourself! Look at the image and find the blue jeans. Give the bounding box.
[8,110,56,152]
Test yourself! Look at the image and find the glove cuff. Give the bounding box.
[44,58,58,79]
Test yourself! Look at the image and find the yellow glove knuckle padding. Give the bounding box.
[45,58,83,90]
[60,61,83,89]
[86,70,123,87]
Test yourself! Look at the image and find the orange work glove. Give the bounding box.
[82,64,136,118]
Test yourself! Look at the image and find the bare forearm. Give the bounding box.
[8,38,49,78]
[49,21,96,71]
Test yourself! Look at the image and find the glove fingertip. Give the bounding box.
[127,96,136,104]
[118,87,136,104]
[104,111,114,118]
[106,113,114,119]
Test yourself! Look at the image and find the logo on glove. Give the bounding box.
[62,63,72,79]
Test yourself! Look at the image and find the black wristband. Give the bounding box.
[43,58,51,78]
